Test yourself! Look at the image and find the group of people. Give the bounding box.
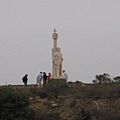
[22,70,68,87]
[36,72,51,88]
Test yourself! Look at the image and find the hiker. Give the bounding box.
[43,72,47,86]
[22,74,28,87]
[47,73,51,81]
[63,70,68,81]
[37,72,43,88]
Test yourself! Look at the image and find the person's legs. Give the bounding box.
[23,82,25,87]
[43,80,47,87]
[38,81,40,87]
[40,81,42,88]
[38,81,42,88]
[24,82,27,87]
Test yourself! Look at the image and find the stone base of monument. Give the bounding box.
[48,76,67,88]
[50,76,66,83]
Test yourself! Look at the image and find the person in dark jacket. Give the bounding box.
[43,72,47,86]
[22,74,28,87]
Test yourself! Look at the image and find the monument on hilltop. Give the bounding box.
[52,29,63,78]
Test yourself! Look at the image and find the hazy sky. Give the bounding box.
[0,0,120,85]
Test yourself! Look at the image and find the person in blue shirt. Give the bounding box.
[37,72,43,88]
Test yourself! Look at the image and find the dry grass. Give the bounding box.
[2,83,120,120]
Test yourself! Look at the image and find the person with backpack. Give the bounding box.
[22,74,28,87]
[43,72,47,86]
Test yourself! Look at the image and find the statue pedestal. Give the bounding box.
[45,76,67,95]
[51,76,65,79]
[49,76,67,84]
[48,76,66,86]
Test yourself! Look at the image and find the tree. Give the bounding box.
[93,73,112,84]
[113,76,120,83]
[0,87,35,120]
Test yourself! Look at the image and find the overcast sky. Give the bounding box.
[0,0,120,85]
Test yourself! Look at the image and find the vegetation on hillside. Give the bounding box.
[0,87,35,120]
[93,73,120,84]
[0,79,120,120]
[29,79,120,120]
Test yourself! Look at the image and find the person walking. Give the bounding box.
[47,73,51,81]
[43,72,47,86]
[37,72,43,88]
[22,74,28,87]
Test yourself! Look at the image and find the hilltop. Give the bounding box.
[0,81,120,120]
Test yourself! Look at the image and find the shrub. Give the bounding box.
[0,87,35,120]
[67,81,74,84]
[29,86,38,95]
[73,107,91,120]
[44,79,68,97]
[85,85,110,99]
[38,90,48,98]
[75,81,82,83]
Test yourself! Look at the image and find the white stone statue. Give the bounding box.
[53,47,63,76]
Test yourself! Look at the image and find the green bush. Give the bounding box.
[0,87,35,120]
[44,79,68,97]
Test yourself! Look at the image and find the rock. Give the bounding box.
[35,99,41,103]
[29,97,33,101]
[34,96,40,100]
[51,101,56,104]
[58,95,64,99]
[51,103,58,108]
[43,101,49,105]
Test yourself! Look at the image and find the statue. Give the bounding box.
[52,29,63,77]
[51,29,66,83]
[53,47,63,76]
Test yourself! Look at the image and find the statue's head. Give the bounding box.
[56,47,60,52]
